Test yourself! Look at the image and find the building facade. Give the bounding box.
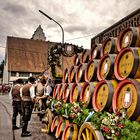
[3,25,75,83]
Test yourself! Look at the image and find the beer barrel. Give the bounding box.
[62,123,78,140]
[55,120,69,139]
[114,47,140,81]
[70,83,84,103]
[53,84,60,99]
[51,116,62,133]
[78,122,104,140]
[85,59,99,82]
[92,80,118,112]
[90,44,102,59]
[73,54,81,66]
[80,82,97,108]
[81,49,90,63]
[97,54,116,81]
[112,79,140,121]
[76,63,87,83]
[62,83,73,103]
[118,27,140,51]
[41,108,53,133]
[62,68,69,83]
[101,37,118,56]
[57,83,64,100]
[68,65,78,83]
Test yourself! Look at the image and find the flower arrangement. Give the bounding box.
[49,98,89,126]
[90,109,140,140]
[48,98,140,139]
[69,102,89,126]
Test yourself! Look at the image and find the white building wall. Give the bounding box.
[3,59,9,83]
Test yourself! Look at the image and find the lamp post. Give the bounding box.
[39,10,64,73]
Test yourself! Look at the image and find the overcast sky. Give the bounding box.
[0,0,140,62]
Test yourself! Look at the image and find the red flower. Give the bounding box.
[116,122,124,129]
[115,131,120,137]
[101,126,110,134]
[115,109,122,117]
[70,113,77,119]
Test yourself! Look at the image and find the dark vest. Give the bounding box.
[22,83,32,101]
[11,85,21,101]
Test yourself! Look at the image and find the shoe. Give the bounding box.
[25,131,31,134]
[13,126,20,130]
[21,132,31,137]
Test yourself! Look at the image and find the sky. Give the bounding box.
[0,0,140,63]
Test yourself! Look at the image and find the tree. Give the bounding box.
[0,60,4,78]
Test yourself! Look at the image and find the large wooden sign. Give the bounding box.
[91,8,140,47]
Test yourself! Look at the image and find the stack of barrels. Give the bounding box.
[50,26,140,140]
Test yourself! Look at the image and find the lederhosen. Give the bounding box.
[11,85,22,127]
[21,83,34,133]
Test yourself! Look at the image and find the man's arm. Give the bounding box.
[9,87,13,100]
[37,85,52,100]
[30,86,36,102]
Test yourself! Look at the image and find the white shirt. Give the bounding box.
[44,85,52,96]
[20,82,36,99]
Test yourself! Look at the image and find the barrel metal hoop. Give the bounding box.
[130,27,138,47]
[129,48,139,78]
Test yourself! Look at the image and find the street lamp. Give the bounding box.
[39,10,64,73]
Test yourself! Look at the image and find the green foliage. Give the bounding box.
[120,119,140,140]
[72,106,89,126]
[51,99,90,126]
[89,109,140,140]
[49,98,140,139]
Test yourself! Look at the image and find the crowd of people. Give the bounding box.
[9,75,53,137]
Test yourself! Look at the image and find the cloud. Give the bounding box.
[0,0,140,62]
[2,2,27,16]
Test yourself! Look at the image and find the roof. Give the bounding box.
[7,36,49,73]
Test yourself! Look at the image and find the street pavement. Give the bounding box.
[0,93,56,140]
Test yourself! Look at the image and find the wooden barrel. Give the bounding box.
[76,63,87,83]
[80,82,97,108]
[97,54,117,81]
[92,80,118,112]
[84,59,99,82]
[55,120,69,139]
[114,47,140,80]
[62,123,78,140]
[112,79,140,121]
[62,83,73,103]
[118,27,140,52]
[62,68,69,83]
[57,83,64,100]
[81,49,90,63]
[68,65,78,83]
[78,122,104,140]
[70,83,84,103]
[73,54,81,66]
[41,108,53,133]
[51,116,62,133]
[53,84,60,99]
[90,44,102,59]
[101,37,118,56]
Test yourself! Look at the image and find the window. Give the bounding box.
[11,72,16,77]
[19,72,29,77]
[32,73,40,77]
